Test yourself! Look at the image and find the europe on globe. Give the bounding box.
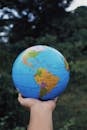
[12,45,70,100]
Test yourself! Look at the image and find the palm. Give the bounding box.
[18,94,57,111]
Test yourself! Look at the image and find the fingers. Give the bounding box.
[48,97,58,103]
[46,97,58,111]
[18,93,35,108]
[18,93,24,105]
[54,97,58,103]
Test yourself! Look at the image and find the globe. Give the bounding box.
[12,45,70,100]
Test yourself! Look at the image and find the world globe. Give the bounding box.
[12,45,70,100]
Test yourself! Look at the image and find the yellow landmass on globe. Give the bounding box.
[34,68,59,95]
[22,50,41,68]
[64,58,69,70]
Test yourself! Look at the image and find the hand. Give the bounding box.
[18,94,58,130]
[18,93,58,112]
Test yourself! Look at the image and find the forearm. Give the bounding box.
[27,109,53,130]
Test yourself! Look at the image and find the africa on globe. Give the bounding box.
[12,45,70,100]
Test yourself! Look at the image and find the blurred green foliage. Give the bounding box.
[0,4,87,130]
[0,37,87,130]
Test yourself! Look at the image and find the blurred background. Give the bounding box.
[0,0,87,130]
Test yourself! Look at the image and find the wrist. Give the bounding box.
[30,102,54,113]
[30,105,53,121]
[30,106,53,117]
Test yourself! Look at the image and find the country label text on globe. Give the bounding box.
[12,45,70,100]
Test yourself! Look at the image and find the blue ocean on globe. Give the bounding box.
[12,45,70,100]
